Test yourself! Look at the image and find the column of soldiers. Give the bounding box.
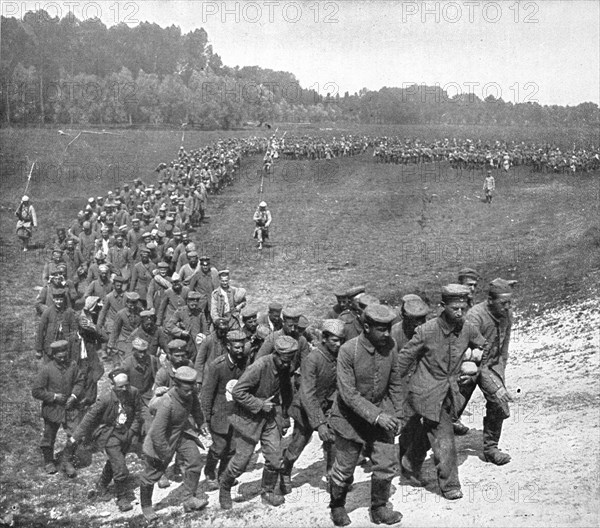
[31,138,517,525]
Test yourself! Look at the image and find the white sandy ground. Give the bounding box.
[36,297,599,528]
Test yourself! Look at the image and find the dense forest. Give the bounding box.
[2,11,599,128]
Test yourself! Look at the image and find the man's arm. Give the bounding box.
[397,326,426,377]
[73,395,107,442]
[255,333,275,361]
[200,361,219,422]
[97,296,110,328]
[150,398,172,461]
[299,352,327,429]
[193,336,211,386]
[231,360,267,414]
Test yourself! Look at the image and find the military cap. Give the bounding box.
[132,337,149,351]
[187,291,202,300]
[132,217,140,223]
[82,220,92,229]
[50,340,69,352]
[187,251,199,258]
[403,297,430,318]
[334,287,349,298]
[256,325,272,340]
[241,306,258,319]
[141,231,152,238]
[174,366,197,383]
[157,261,169,269]
[98,264,109,273]
[52,248,63,255]
[401,294,423,304]
[171,272,181,281]
[56,263,67,273]
[168,339,188,351]
[22,195,30,202]
[213,317,230,328]
[268,302,283,312]
[218,269,230,276]
[139,248,150,255]
[282,307,302,319]
[156,231,165,238]
[345,285,366,298]
[227,330,247,342]
[488,278,516,296]
[97,196,103,201]
[441,284,471,303]
[166,215,175,222]
[173,229,182,236]
[298,315,310,330]
[356,293,379,308]
[140,308,156,318]
[458,268,480,281]
[114,231,124,239]
[165,247,175,257]
[100,226,109,233]
[274,335,299,355]
[88,197,95,203]
[321,319,345,338]
[125,292,140,302]
[363,304,396,324]
[199,255,210,263]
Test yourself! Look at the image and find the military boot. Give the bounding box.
[369,478,403,525]
[279,457,294,495]
[181,471,208,512]
[218,471,237,510]
[42,447,57,474]
[93,462,114,501]
[204,450,220,491]
[114,479,133,512]
[329,481,351,527]
[260,467,285,507]
[140,483,158,521]
[452,419,470,436]
[61,444,77,478]
[483,416,511,465]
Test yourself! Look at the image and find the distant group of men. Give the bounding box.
[29,137,517,526]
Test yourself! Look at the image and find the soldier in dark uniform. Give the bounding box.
[35,289,79,361]
[280,319,345,495]
[328,304,403,526]
[325,288,350,319]
[337,286,366,341]
[139,366,208,521]
[200,330,249,491]
[455,278,515,465]
[72,369,142,511]
[108,291,141,366]
[218,335,297,509]
[398,285,487,501]
[32,340,84,476]
[257,302,283,332]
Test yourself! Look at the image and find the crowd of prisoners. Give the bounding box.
[29,131,522,525]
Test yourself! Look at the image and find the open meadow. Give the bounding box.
[0,124,598,527]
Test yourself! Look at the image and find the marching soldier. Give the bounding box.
[200,330,249,490]
[218,335,297,509]
[72,369,143,511]
[36,289,78,361]
[15,195,37,251]
[328,304,403,526]
[108,292,141,366]
[253,201,272,250]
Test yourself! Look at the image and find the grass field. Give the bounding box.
[0,125,598,526]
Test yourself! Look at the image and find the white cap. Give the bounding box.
[259,201,267,208]
[22,195,29,201]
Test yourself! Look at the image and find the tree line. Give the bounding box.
[1,11,598,129]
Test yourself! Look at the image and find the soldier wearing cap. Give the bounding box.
[95,225,115,256]
[72,369,142,511]
[127,218,143,261]
[391,294,429,352]
[188,255,220,305]
[194,317,230,388]
[210,270,241,325]
[457,267,480,309]
[107,231,132,275]
[178,250,201,286]
[337,286,366,341]
[165,291,209,362]
[256,307,311,381]
[32,340,84,476]
[328,304,403,526]
[326,289,350,319]
[253,201,272,250]
[146,262,172,312]
[201,330,249,491]
[122,337,160,436]
[36,289,79,361]
[15,194,37,251]
[140,365,209,520]
[78,220,99,264]
[157,272,190,326]
[108,292,141,366]
[63,238,85,282]
[129,308,170,360]
[240,306,259,341]
[219,335,297,509]
[257,301,283,332]
[130,249,156,307]
[42,248,65,283]
[85,263,113,301]
[483,171,496,203]
[397,285,488,501]
[97,273,128,359]
[454,278,516,465]
[35,270,75,316]
[77,296,107,405]
[87,250,107,284]
[281,319,346,495]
